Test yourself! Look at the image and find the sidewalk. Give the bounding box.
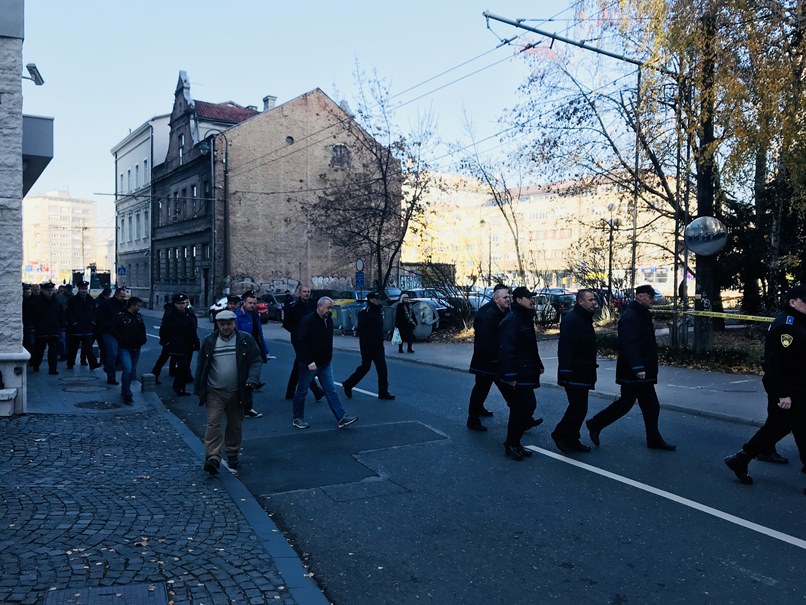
[0,363,328,605]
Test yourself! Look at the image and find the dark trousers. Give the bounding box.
[744,392,806,466]
[467,373,514,420]
[67,334,99,368]
[588,383,663,444]
[286,357,324,398]
[554,387,589,440]
[151,345,178,377]
[32,336,60,372]
[172,352,193,393]
[344,345,388,394]
[505,384,536,447]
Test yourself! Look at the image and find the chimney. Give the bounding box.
[263,95,277,111]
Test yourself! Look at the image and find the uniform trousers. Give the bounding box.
[343,345,388,393]
[587,383,663,444]
[743,391,806,467]
[67,333,99,368]
[505,384,537,447]
[203,387,243,462]
[554,387,589,440]
[467,374,514,420]
[172,350,193,393]
[32,336,60,372]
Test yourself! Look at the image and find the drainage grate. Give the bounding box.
[75,400,125,410]
[44,583,169,604]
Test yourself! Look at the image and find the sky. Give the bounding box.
[21,1,577,234]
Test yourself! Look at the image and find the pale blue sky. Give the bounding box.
[22,1,577,230]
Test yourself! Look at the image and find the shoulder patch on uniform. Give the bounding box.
[781,333,794,348]
[786,315,794,325]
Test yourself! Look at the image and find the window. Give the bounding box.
[119,174,124,193]
[128,216,133,241]
[178,134,185,165]
[143,159,148,184]
[331,144,350,169]
[127,169,131,192]
[135,164,140,188]
[135,212,141,239]
[120,219,125,240]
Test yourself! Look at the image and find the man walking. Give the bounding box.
[114,296,147,405]
[342,291,395,400]
[552,289,599,453]
[235,291,269,417]
[499,287,545,461]
[195,310,263,475]
[724,285,806,488]
[97,287,128,385]
[283,285,325,401]
[466,285,511,431]
[159,293,200,396]
[292,297,358,429]
[31,282,64,375]
[66,281,100,370]
[585,284,676,451]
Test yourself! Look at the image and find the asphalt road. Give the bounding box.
[139,321,806,605]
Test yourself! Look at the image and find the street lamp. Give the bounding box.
[479,218,491,287]
[606,203,621,305]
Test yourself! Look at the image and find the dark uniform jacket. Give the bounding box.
[762,306,806,400]
[557,304,598,389]
[469,300,507,376]
[114,310,147,350]
[499,303,544,388]
[283,297,317,347]
[296,312,334,367]
[159,306,200,356]
[356,303,385,352]
[194,330,262,406]
[615,300,658,385]
[22,295,36,331]
[66,294,96,336]
[96,297,125,334]
[33,294,65,337]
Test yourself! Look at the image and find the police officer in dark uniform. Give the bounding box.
[585,284,676,451]
[724,285,806,490]
[159,293,200,396]
[31,281,64,374]
[282,285,325,400]
[466,284,512,432]
[342,291,395,400]
[65,281,101,370]
[499,286,545,461]
[553,289,599,453]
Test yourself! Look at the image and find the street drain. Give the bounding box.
[75,400,125,410]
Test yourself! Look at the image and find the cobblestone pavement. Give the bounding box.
[0,410,299,605]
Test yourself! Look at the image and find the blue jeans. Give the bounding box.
[119,347,140,398]
[102,333,119,380]
[293,360,345,421]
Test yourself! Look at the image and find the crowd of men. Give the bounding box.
[22,279,806,492]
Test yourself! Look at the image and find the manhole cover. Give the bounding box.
[75,400,125,410]
[64,386,110,393]
[44,582,169,604]
[59,376,101,383]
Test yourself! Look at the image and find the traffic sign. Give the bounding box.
[117,267,126,276]
[355,271,364,288]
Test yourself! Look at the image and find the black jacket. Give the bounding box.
[97,297,126,333]
[114,309,147,350]
[499,303,544,388]
[66,293,96,336]
[33,294,65,337]
[194,329,263,406]
[356,303,385,351]
[159,306,200,355]
[557,304,598,389]
[395,301,418,339]
[296,311,334,367]
[469,300,507,376]
[283,297,317,345]
[615,300,658,385]
[762,306,806,399]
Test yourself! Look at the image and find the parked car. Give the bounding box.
[402,289,457,328]
[257,293,283,323]
[209,297,228,322]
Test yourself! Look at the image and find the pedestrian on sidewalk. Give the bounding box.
[150,300,175,385]
[159,293,200,396]
[499,287,545,461]
[93,287,111,372]
[195,310,263,475]
[342,291,395,401]
[31,281,64,375]
[291,297,357,429]
[552,289,598,453]
[65,281,101,370]
[395,293,417,353]
[724,285,806,489]
[585,284,676,451]
[235,291,269,418]
[282,285,325,401]
[97,287,128,385]
[466,284,512,432]
[114,296,147,405]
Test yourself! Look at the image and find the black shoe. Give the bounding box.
[313,389,325,402]
[480,408,494,417]
[724,451,753,485]
[378,392,396,400]
[407,348,414,353]
[66,365,74,370]
[586,420,600,447]
[32,366,40,373]
[569,440,592,453]
[551,432,572,453]
[648,440,677,451]
[516,445,533,457]
[107,378,119,385]
[284,392,294,400]
[227,457,240,470]
[123,395,133,405]
[525,417,544,432]
[253,382,265,390]
[244,409,263,418]
[204,458,220,475]
[80,361,88,367]
[48,370,59,375]
[174,389,190,397]
[466,419,488,432]
[343,384,353,399]
[504,442,524,461]
[755,451,789,464]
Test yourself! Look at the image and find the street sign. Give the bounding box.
[117,267,126,276]
[355,271,364,288]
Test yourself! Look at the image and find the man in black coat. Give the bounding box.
[31,282,65,375]
[282,285,324,400]
[466,285,512,431]
[553,289,599,453]
[97,287,128,385]
[585,284,676,451]
[114,296,147,405]
[66,281,101,370]
[499,286,545,461]
[724,285,806,489]
[159,293,200,396]
[342,292,395,400]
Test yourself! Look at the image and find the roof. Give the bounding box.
[194,101,258,124]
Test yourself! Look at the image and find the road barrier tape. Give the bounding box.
[652,308,773,322]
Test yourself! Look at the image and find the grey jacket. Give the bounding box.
[194,329,262,406]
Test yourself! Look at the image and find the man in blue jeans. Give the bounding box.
[292,297,358,429]
[114,297,147,405]
[97,287,128,385]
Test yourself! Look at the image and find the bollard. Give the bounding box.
[141,373,157,392]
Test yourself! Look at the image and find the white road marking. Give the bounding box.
[334,382,376,397]
[729,379,751,384]
[524,445,806,551]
